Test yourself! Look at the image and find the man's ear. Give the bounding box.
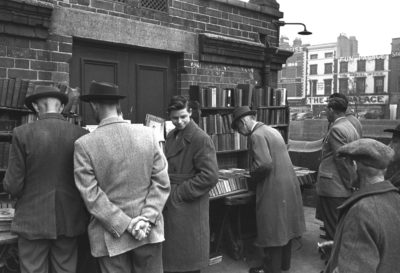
[32,102,39,113]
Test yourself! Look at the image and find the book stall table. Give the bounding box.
[209,167,317,263]
[0,208,18,272]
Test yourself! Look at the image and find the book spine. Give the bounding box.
[5,78,16,107]
[11,78,22,108]
[1,79,9,106]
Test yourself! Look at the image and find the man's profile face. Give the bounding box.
[389,135,400,162]
[169,108,191,131]
[326,107,334,123]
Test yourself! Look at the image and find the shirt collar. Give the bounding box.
[38,112,65,121]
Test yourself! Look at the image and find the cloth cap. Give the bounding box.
[337,138,394,169]
[231,106,256,130]
[327,97,348,112]
[383,123,400,136]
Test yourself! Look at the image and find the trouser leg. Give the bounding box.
[49,236,78,273]
[131,243,163,273]
[98,252,130,273]
[18,237,50,273]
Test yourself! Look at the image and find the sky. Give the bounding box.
[277,0,400,56]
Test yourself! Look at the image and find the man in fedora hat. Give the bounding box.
[73,81,170,273]
[325,138,400,273]
[383,124,400,188]
[4,85,89,273]
[231,106,305,273]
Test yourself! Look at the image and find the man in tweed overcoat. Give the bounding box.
[74,81,170,273]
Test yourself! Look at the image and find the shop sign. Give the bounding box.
[306,94,389,105]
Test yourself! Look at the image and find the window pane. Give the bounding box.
[324,79,332,95]
[357,60,366,72]
[324,63,332,74]
[310,64,318,75]
[325,52,333,58]
[310,54,318,59]
[374,76,384,93]
[375,59,384,71]
[339,78,348,93]
[356,77,366,93]
[340,62,348,73]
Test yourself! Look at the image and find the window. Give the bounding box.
[324,63,333,74]
[324,79,332,95]
[325,52,333,58]
[375,59,384,71]
[374,76,384,93]
[339,62,348,73]
[357,60,366,72]
[141,0,168,12]
[356,77,366,93]
[339,78,348,93]
[310,54,318,59]
[310,64,318,75]
[310,80,317,96]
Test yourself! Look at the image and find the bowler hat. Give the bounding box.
[337,138,394,169]
[384,124,400,136]
[25,85,68,112]
[80,81,126,102]
[231,106,256,130]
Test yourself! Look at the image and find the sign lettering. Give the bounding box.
[306,95,388,105]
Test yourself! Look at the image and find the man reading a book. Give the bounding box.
[74,81,170,273]
[231,106,305,273]
[3,85,89,273]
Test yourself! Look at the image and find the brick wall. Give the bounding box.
[0,34,71,85]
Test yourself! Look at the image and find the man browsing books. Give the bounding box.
[231,106,305,273]
[73,81,170,273]
[3,85,89,273]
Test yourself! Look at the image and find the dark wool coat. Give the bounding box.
[249,123,306,247]
[4,113,88,239]
[163,120,218,272]
[325,181,400,273]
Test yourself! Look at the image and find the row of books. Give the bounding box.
[294,166,317,186]
[189,84,253,108]
[0,208,14,232]
[0,78,32,109]
[256,108,288,125]
[253,87,287,107]
[0,142,10,169]
[189,85,287,108]
[209,168,249,198]
[210,133,247,152]
[198,113,234,134]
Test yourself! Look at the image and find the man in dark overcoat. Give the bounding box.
[231,106,306,273]
[3,85,89,273]
[163,95,218,273]
[383,123,400,188]
[325,138,400,273]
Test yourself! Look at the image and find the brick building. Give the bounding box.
[389,37,400,119]
[0,0,292,125]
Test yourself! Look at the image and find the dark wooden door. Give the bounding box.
[71,40,177,125]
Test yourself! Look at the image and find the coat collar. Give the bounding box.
[38,112,65,121]
[338,180,399,215]
[250,122,264,135]
[98,116,130,128]
[166,120,197,158]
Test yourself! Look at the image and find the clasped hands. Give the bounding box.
[127,216,152,241]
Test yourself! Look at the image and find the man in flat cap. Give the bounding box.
[231,106,305,273]
[4,85,89,273]
[316,96,360,243]
[74,81,170,273]
[383,124,400,188]
[324,138,400,273]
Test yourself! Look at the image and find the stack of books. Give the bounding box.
[209,168,249,199]
[0,78,32,109]
[0,208,14,232]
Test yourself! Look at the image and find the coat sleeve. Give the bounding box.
[74,140,131,238]
[250,133,273,178]
[3,129,26,197]
[329,126,357,189]
[175,135,218,202]
[335,206,380,273]
[140,134,171,224]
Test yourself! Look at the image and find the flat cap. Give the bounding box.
[337,138,394,169]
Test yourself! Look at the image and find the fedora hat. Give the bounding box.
[80,81,126,102]
[384,124,400,136]
[25,85,68,112]
[231,106,256,130]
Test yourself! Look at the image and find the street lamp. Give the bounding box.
[275,21,312,35]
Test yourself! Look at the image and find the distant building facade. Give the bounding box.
[389,38,400,119]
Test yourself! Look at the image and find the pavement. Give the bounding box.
[204,206,326,273]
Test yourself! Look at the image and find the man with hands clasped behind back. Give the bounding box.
[74,81,170,273]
